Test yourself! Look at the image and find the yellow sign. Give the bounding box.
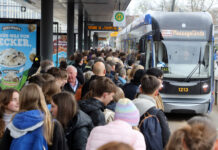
[178,88,189,92]
[110,32,118,37]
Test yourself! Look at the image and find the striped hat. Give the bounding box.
[114,98,140,126]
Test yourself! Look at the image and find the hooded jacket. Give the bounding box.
[65,110,93,150]
[133,94,171,148]
[86,120,146,150]
[79,98,106,127]
[7,110,47,150]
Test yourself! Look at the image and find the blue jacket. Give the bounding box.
[7,110,48,150]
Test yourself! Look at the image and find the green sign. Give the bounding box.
[115,12,124,22]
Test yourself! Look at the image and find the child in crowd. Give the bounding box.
[79,77,117,127]
[0,84,53,150]
[104,87,125,123]
[51,92,93,150]
[97,142,134,150]
[146,67,165,110]
[0,89,19,139]
[133,75,170,149]
[166,116,217,150]
[86,98,146,150]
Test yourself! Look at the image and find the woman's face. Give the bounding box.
[5,92,19,114]
[51,101,58,118]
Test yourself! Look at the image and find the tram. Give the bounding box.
[117,11,214,113]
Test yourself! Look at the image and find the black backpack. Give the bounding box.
[139,108,163,150]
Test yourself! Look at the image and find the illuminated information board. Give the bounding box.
[87,22,118,31]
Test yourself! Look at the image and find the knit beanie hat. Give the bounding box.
[114,98,140,126]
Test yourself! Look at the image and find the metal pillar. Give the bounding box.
[93,32,98,49]
[40,0,53,61]
[84,12,88,50]
[78,2,83,52]
[88,30,91,50]
[67,0,75,59]
[171,0,176,12]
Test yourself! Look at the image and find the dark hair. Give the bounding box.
[42,80,61,104]
[0,88,19,138]
[47,67,67,79]
[87,77,117,98]
[97,142,134,150]
[166,116,216,150]
[127,59,134,66]
[132,69,146,85]
[59,61,68,70]
[75,53,83,64]
[52,92,78,128]
[146,68,163,78]
[140,75,160,94]
[28,74,46,87]
[40,60,54,73]
[41,73,55,81]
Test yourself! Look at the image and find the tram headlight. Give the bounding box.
[159,83,164,91]
[202,83,209,93]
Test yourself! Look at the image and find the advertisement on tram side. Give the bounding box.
[0,23,37,90]
[53,34,67,67]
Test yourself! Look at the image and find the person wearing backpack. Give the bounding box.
[133,75,170,150]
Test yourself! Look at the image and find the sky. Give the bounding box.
[125,0,218,15]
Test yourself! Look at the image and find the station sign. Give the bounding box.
[87,22,118,31]
[113,11,126,27]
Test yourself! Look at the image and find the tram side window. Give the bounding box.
[202,45,209,68]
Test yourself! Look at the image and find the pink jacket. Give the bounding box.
[86,120,146,150]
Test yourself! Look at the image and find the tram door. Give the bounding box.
[139,37,153,70]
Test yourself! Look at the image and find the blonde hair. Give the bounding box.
[166,116,216,150]
[113,87,125,102]
[128,64,144,81]
[19,83,53,145]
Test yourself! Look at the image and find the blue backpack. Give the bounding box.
[139,108,163,150]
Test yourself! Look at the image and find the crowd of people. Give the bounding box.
[0,49,217,150]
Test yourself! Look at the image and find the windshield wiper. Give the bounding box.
[184,48,202,82]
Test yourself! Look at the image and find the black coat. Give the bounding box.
[79,98,106,127]
[63,82,81,94]
[0,120,68,150]
[74,63,85,85]
[65,110,93,150]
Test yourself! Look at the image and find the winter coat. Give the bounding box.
[65,110,93,150]
[133,94,170,148]
[73,63,85,85]
[114,76,126,88]
[49,120,68,150]
[5,110,47,150]
[0,118,68,150]
[63,81,81,94]
[122,82,139,100]
[86,120,146,150]
[79,98,106,127]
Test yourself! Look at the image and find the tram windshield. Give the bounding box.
[156,41,211,78]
